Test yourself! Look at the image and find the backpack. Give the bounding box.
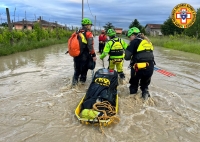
[67,30,87,57]
[110,38,123,48]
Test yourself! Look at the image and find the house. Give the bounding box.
[145,24,163,36]
[13,20,34,30]
[114,28,123,34]
[13,19,65,30]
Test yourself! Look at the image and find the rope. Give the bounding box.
[80,101,119,134]
[92,101,120,133]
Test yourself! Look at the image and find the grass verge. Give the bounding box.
[149,36,200,55]
[0,38,67,56]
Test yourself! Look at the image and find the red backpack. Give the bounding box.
[67,31,87,57]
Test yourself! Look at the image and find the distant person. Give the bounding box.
[72,18,97,86]
[124,27,155,100]
[100,29,128,79]
[98,30,107,53]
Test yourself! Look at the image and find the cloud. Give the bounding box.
[0,0,199,30]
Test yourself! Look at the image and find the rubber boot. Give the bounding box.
[80,76,86,85]
[72,76,78,86]
[119,72,125,79]
[142,89,150,100]
[129,86,138,94]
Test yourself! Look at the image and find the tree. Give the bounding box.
[184,8,200,38]
[1,22,8,27]
[103,22,115,32]
[140,27,146,35]
[129,19,142,30]
[129,19,146,34]
[196,8,200,38]
[161,16,184,35]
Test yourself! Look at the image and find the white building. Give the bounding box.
[145,24,163,36]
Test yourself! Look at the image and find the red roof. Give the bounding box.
[145,24,162,29]
[13,20,64,27]
[114,27,123,30]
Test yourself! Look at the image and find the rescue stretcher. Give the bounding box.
[75,94,118,127]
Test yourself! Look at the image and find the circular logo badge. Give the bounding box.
[171,3,196,28]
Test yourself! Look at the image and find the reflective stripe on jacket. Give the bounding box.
[134,38,154,62]
[101,37,128,59]
[137,39,153,52]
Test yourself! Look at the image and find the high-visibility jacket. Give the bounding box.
[100,37,128,59]
[134,38,154,62]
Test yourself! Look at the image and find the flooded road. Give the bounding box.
[0,37,200,142]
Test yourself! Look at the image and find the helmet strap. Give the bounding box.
[109,35,116,39]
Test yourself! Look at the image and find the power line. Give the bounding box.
[87,0,94,17]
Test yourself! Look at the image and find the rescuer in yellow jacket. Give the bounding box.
[100,29,128,79]
[124,27,155,100]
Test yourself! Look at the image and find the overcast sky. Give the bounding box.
[0,0,199,30]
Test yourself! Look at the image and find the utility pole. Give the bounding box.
[39,16,42,29]
[94,15,96,35]
[6,8,12,32]
[82,0,84,19]
[6,8,13,45]
[14,7,16,22]
[0,13,2,24]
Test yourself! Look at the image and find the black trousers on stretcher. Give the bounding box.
[129,61,154,93]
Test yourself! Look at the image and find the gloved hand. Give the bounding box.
[100,52,106,60]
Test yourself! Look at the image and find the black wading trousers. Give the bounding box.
[129,61,154,93]
[73,52,89,84]
[99,42,105,53]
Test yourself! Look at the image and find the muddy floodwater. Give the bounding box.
[0,37,200,142]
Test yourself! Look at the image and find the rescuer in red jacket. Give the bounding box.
[98,30,108,53]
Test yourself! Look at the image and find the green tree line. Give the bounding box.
[102,8,200,38]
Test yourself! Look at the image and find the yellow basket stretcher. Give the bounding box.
[75,94,119,127]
